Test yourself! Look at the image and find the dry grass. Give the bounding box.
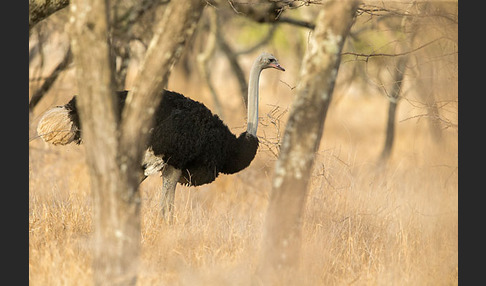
[29,75,457,285]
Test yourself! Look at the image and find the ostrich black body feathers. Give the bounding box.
[62,90,259,186]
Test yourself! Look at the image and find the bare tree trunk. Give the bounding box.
[257,1,359,284]
[69,0,140,285]
[197,7,223,118]
[379,55,407,163]
[412,2,444,142]
[416,60,443,141]
[68,0,205,285]
[378,3,415,164]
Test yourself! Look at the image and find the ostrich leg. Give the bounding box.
[161,165,182,222]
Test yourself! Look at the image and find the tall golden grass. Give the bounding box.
[29,65,457,285]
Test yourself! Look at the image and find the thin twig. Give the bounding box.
[341,37,446,61]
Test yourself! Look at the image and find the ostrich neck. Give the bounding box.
[247,63,262,136]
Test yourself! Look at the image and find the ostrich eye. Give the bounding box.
[269,58,275,63]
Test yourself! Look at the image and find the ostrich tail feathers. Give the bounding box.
[37,106,79,145]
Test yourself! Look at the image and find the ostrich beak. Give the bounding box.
[269,63,285,71]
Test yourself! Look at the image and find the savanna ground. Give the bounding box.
[29,3,458,285]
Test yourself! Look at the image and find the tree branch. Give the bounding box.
[29,0,70,33]
[278,16,315,29]
[235,24,278,55]
[216,19,248,108]
[357,4,458,24]
[341,37,447,61]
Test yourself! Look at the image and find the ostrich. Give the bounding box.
[36,52,285,220]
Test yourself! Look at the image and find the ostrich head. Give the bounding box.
[258,52,285,71]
